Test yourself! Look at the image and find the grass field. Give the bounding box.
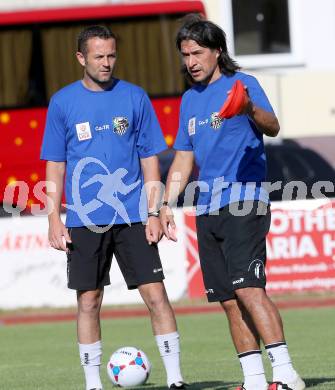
[1,307,334,390]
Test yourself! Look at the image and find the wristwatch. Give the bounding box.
[148,210,160,218]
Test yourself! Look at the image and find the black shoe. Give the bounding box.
[169,382,188,389]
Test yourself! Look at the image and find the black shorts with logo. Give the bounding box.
[196,201,271,302]
[66,223,164,291]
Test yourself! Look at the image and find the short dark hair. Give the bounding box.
[77,25,116,56]
[176,14,240,77]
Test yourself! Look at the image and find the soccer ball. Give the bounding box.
[107,346,151,387]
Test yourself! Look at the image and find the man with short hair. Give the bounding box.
[160,15,305,390]
[41,25,186,390]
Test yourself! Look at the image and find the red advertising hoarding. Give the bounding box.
[185,200,335,298]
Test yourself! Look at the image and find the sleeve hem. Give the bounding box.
[172,145,193,151]
[138,145,168,159]
[40,155,66,162]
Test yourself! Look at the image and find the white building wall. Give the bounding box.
[301,0,335,71]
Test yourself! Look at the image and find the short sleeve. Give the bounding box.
[40,98,67,161]
[136,93,167,158]
[243,75,274,114]
[173,97,193,151]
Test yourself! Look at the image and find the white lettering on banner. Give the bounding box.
[289,210,305,233]
[326,208,335,229]
[270,208,335,235]
[268,263,329,275]
[267,278,335,291]
[323,234,335,257]
[305,210,326,232]
[270,211,290,234]
[266,235,318,260]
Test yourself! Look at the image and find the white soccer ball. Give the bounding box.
[107,346,151,388]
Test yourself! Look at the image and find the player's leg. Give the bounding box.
[138,282,177,334]
[222,201,305,390]
[221,299,268,390]
[221,298,260,352]
[234,287,284,344]
[235,288,305,390]
[68,227,114,390]
[196,212,267,390]
[138,282,185,389]
[113,223,185,389]
[77,289,104,390]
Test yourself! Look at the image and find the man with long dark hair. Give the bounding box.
[161,14,305,390]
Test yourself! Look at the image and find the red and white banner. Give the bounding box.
[266,199,335,293]
[1,198,334,308]
[0,214,187,309]
[184,199,335,298]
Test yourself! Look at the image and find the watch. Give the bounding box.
[148,210,160,218]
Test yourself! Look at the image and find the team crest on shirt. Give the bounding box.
[210,112,223,130]
[75,122,92,141]
[113,117,129,136]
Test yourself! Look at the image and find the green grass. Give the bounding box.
[1,307,334,389]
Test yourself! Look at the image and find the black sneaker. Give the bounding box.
[169,382,188,389]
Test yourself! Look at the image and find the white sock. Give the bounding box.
[79,340,103,390]
[238,350,267,390]
[265,342,297,383]
[155,331,183,387]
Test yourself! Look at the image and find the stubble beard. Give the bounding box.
[86,69,114,88]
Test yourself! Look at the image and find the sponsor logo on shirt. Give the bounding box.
[113,117,129,136]
[153,267,163,274]
[95,124,110,131]
[210,112,223,129]
[188,117,196,135]
[198,118,209,126]
[76,122,92,141]
[205,288,214,294]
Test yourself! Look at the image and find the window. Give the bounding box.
[218,0,303,68]
[0,15,186,109]
[232,0,290,56]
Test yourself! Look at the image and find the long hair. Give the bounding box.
[176,14,240,78]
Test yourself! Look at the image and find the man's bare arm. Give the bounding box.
[46,161,71,251]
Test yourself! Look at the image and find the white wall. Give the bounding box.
[301,0,335,70]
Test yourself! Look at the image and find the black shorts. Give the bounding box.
[66,223,164,291]
[196,201,271,302]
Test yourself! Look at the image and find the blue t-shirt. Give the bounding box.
[41,79,167,227]
[174,72,274,214]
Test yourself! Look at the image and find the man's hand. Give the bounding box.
[145,216,163,245]
[48,217,72,252]
[160,205,177,242]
